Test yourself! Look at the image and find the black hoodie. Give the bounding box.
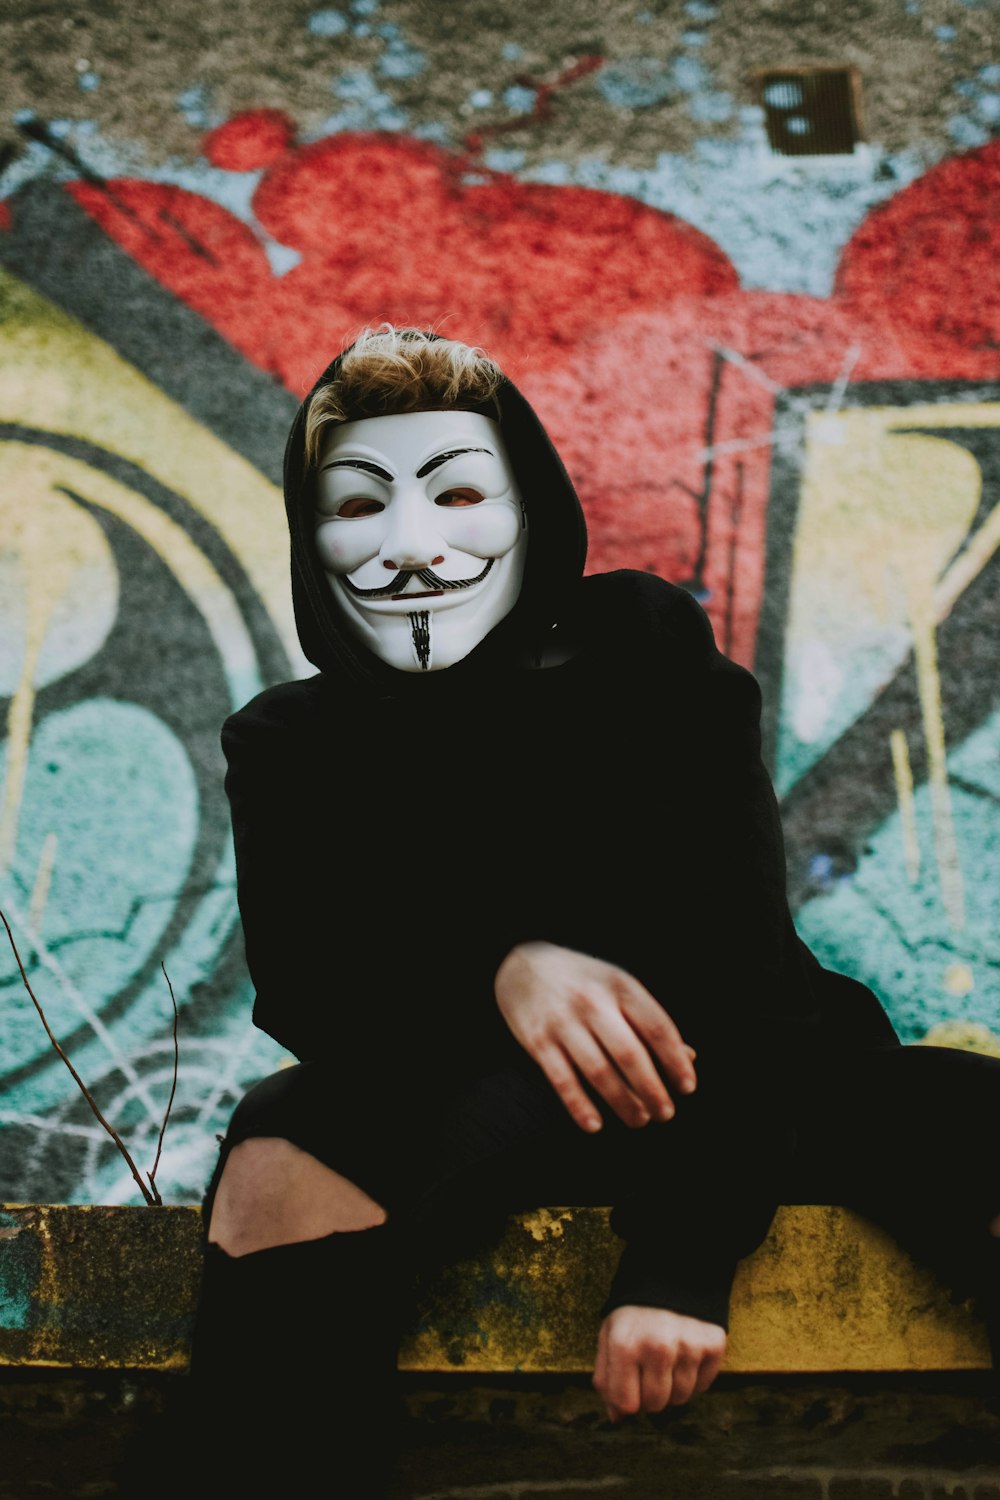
[221,336,900,1326]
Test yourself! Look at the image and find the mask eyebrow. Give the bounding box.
[416,447,493,479]
[320,458,394,480]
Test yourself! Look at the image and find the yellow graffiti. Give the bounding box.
[920,1018,1000,1058]
[0,440,259,871]
[0,267,304,675]
[793,405,1000,933]
[943,961,975,998]
[0,468,117,870]
[878,433,975,931]
[28,832,57,939]
[889,727,919,883]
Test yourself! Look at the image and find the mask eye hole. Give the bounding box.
[436,488,485,508]
[337,497,386,518]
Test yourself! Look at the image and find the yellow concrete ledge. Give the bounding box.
[0,1203,990,1375]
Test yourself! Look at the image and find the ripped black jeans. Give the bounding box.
[188,1041,1000,1495]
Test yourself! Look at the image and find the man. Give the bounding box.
[185,325,1000,1497]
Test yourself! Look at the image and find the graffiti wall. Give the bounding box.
[0,0,997,1205]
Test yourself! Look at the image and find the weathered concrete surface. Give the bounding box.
[0,1203,991,1375]
[0,1205,202,1372]
[4,1367,1000,1499]
[1,0,994,171]
[388,1375,1000,1499]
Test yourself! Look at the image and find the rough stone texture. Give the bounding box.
[388,1376,1000,1499]
[0,0,995,170]
[0,1204,991,1375]
[0,0,997,1231]
[3,1367,1000,1499]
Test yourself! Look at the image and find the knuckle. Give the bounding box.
[609,1329,640,1358]
[572,989,601,1022]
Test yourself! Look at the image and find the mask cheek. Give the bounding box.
[442,503,523,559]
[314,519,379,577]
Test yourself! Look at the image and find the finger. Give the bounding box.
[639,1356,672,1414]
[666,1357,699,1407]
[593,1331,619,1422]
[584,1014,679,1122]
[593,1321,609,1400]
[618,981,698,1094]
[606,1339,642,1420]
[533,1042,604,1132]
[694,1345,726,1395]
[561,1024,657,1128]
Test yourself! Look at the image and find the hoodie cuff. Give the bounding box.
[598,1242,737,1331]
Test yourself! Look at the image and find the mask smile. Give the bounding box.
[343,559,495,602]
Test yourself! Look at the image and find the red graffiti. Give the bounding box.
[67,127,738,388]
[203,108,296,172]
[837,142,1000,366]
[462,54,605,160]
[50,123,1000,663]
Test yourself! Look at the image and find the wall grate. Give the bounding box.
[755,67,863,156]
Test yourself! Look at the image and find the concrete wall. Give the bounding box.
[0,0,997,1207]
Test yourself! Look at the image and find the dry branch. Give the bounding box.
[1,907,179,1207]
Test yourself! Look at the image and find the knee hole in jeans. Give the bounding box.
[207,1136,388,1255]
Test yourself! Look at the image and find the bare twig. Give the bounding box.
[0,907,179,1207]
[147,962,179,1196]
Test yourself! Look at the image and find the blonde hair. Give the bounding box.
[304,324,505,469]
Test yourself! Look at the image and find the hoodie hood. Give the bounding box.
[282,335,588,694]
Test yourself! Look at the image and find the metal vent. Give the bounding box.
[756,67,863,156]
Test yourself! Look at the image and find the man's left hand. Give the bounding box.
[593,1305,726,1418]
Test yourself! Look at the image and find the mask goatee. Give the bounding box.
[410,610,431,671]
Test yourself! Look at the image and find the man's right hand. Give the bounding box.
[494,941,697,1132]
[594,1305,727,1417]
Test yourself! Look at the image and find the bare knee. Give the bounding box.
[208,1137,387,1257]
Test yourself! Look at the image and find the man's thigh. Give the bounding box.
[207,1051,714,1279]
[209,1056,617,1224]
[781,1042,1000,1296]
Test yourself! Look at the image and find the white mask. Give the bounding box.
[314,410,528,672]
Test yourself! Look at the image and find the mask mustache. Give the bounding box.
[344,559,494,599]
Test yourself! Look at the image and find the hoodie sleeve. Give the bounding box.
[220,682,521,1078]
[596,1059,794,1328]
[221,688,360,1065]
[583,573,828,1071]
[565,576,817,1327]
